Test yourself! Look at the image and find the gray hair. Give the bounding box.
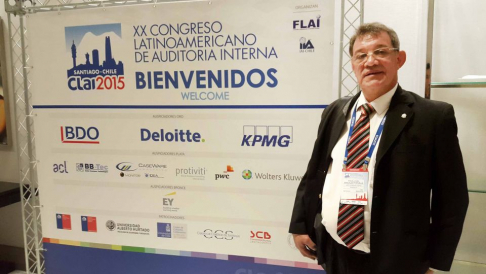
[349,22,400,56]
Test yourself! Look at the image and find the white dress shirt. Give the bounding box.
[320,83,398,253]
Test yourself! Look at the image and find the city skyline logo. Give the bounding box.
[65,23,125,91]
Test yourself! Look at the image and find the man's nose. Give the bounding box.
[364,53,379,66]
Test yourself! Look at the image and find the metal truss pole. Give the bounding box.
[338,0,363,98]
[6,6,44,274]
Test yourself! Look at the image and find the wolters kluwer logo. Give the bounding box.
[242,170,252,180]
[66,23,125,91]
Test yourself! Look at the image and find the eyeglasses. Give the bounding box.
[352,47,399,64]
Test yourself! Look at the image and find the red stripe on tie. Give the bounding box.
[339,220,364,240]
[347,136,370,159]
[347,233,364,249]
[337,207,364,230]
[348,121,370,144]
[339,204,352,215]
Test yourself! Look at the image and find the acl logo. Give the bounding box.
[251,231,271,240]
[241,126,292,147]
[60,126,100,144]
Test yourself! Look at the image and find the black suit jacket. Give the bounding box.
[289,86,468,274]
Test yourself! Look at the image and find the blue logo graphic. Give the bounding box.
[299,37,314,52]
[66,23,125,91]
[157,223,172,238]
[241,125,293,147]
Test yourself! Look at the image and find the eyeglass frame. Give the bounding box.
[351,47,399,64]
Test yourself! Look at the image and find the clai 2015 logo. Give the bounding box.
[66,23,125,91]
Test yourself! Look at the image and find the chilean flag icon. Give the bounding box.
[56,214,72,230]
[81,216,97,232]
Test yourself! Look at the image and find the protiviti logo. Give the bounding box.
[60,126,100,144]
[241,125,293,147]
[140,128,205,143]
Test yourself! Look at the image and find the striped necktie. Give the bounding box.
[337,103,374,248]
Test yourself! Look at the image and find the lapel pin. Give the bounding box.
[401,113,407,118]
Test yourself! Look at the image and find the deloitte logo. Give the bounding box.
[242,170,252,180]
[141,128,205,143]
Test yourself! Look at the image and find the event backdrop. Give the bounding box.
[28,0,336,273]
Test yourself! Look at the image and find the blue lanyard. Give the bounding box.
[343,104,387,170]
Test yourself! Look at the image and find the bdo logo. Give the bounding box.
[241,125,292,147]
[242,170,252,180]
[60,126,100,144]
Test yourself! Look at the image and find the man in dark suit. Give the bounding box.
[289,22,468,274]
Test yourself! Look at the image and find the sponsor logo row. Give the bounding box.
[56,213,272,244]
[53,161,303,182]
[58,125,294,148]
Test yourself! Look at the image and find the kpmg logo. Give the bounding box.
[60,126,100,144]
[299,37,315,53]
[293,15,321,30]
[77,163,108,173]
[140,128,205,143]
[241,125,292,147]
[66,23,124,91]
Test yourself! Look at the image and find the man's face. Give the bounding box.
[351,31,406,100]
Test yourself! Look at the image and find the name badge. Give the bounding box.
[340,169,368,205]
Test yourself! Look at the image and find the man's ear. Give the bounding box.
[397,51,406,68]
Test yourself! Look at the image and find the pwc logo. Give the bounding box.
[60,126,100,144]
[215,165,234,180]
[241,125,292,147]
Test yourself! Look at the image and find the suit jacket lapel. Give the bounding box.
[375,85,415,166]
[321,93,360,171]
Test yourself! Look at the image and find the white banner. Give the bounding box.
[28,0,336,267]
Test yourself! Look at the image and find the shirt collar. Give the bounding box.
[357,83,398,115]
